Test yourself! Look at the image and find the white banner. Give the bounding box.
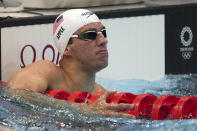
[98,14,165,80]
[1,24,60,81]
[1,14,165,81]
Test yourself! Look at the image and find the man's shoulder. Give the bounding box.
[24,60,60,77]
[32,60,56,66]
[27,60,57,69]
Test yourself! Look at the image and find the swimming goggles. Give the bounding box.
[71,29,107,41]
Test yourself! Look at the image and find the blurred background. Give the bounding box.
[1,0,197,19]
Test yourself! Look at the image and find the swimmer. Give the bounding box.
[6,9,134,118]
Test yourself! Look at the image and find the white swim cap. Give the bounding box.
[53,9,101,56]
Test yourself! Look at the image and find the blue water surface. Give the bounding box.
[1,74,197,130]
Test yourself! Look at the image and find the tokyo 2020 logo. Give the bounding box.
[180,26,194,60]
[180,26,193,47]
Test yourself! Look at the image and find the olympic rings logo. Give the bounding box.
[180,26,193,47]
[182,52,192,60]
[20,44,60,68]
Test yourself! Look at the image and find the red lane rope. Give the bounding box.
[46,90,197,120]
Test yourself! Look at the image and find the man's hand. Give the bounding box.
[80,90,135,118]
[6,87,134,118]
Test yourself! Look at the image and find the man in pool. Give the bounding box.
[6,9,133,118]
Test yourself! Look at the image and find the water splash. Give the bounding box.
[1,74,197,130]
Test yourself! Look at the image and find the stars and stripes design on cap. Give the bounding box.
[53,15,64,35]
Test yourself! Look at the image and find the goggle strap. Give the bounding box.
[71,35,78,38]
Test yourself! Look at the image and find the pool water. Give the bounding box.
[1,74,197,130]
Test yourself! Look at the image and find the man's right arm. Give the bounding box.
[7,72,48,93]
[6,60,53,93]
[6,60,134,118]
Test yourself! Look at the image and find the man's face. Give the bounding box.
[68,22,108,72]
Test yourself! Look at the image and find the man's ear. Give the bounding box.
[63,46,72,56]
